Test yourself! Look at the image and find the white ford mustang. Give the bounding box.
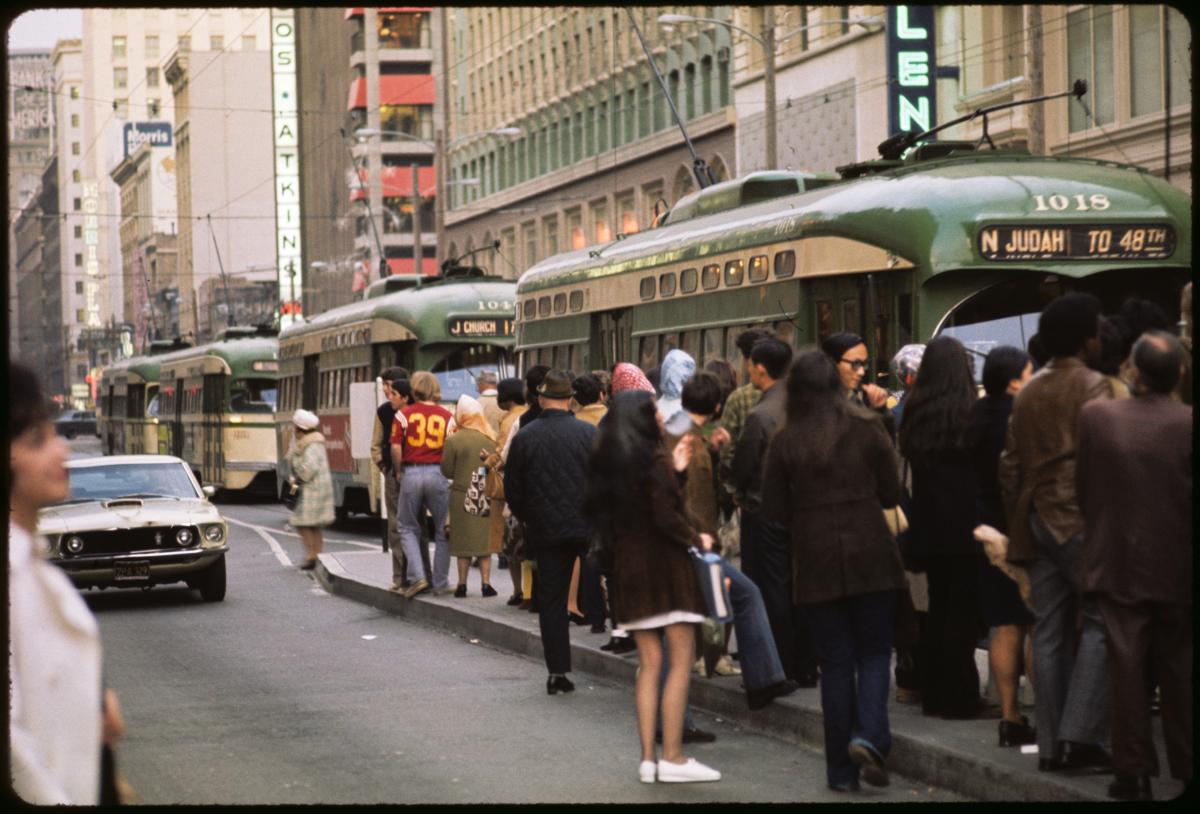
[38,455,229,601]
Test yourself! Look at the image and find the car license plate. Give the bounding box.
[114,561,151,580]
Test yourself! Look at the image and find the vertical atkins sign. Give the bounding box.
[271,8,302,328]
[887,6,937,137]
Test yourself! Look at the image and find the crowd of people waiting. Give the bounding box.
[282,283,1191,796]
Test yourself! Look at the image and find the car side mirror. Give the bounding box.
[202,485,217,498]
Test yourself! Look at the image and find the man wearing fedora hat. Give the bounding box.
[504,369,597,695]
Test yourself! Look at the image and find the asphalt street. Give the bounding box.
[75,469,963,804]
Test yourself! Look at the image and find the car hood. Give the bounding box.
[37,498,223,535]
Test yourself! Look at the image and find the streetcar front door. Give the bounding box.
[807,272,913,390]
[170,378,184,458]
[202,373,224,488]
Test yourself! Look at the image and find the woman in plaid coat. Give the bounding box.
[287,409,335,569]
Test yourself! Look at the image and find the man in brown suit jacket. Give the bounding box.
[999,292,1112,773]
[1077,331,1193,801]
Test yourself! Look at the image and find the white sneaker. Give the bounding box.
[656,758,721,783]
[638,760,657,783]
[713,655,742,676]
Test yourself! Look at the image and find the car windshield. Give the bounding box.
[429,345,510,403]
[64,463,200,503]
[230,377,277,413]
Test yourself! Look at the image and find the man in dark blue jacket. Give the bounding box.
[504,369,596,695]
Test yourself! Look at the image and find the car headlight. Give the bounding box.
[175,528,194,546]
[202,524,225,544]
[65,535,84,554]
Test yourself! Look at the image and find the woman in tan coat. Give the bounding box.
[441,395,498,597]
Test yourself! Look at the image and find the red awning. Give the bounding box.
[344,8,433,20]
[383,258,439,276]
[347,75,435,110]
[350,165,438,201]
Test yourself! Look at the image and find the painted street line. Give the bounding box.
[225,516,293,567]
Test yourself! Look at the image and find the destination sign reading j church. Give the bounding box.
[978,224,1177,261]
[447,317,516,338]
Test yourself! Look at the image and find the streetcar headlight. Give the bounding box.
[202,524,225,544]
[65,535,85,554]
[175,528,194,546]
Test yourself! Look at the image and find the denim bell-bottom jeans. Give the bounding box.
[396,464,450,590]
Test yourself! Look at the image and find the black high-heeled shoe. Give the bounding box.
[998,716,1037,747]
[568,612,587,626]
[506,592,524,606]
[546,674,575,695]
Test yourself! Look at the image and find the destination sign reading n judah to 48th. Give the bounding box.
[447,317,515,338]
[978,223,1177,261]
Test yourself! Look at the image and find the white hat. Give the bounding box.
[292,409,319,430]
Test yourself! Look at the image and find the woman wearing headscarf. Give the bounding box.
[611,362,655,396]
[584,390,721,784]
[287,408,336,570]
[656,349,696,422]
[442,394,500,597]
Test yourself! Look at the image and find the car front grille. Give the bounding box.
[61,526,201,557]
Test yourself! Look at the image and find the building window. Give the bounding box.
[1067,8,1114,131]
[74,225,82,238]
[178,35,191,51]
[378,11,430,49]
[379,104,434,141]
[1130,6,1188,118]
[145,34,159,59]
[592,201,610,244]
[113,67,128,89]
[74,253,83,266]
[114,99,129,119]
[210,35,224,50]
[71,142,80,155]
[72,169,80,182]
[76,281,84,294]
[242,35,256,50]
[77,310,86,323]
[112,36,126,58]
[73,198,81,211]
[70,85,79,99]
[70,113,79,127]
[146,67,159,88]
[148,99,160,117]
[567,209,584,251]
[543,216,559,257]
[616,192,637,235]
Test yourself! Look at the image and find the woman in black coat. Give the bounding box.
[970,346,1036,746]
[898,336,989,720]
[762,350,905,792]
[583,391,720,785]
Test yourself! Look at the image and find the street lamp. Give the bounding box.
[354,127,521,276]
[658,12,882,170]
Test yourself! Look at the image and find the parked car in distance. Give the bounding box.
[37,455,229,601]
[54,409,98,439]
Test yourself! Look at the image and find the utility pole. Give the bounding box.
[1024,6,1045,155]
[763,6,777,170]
[412,163,423,276]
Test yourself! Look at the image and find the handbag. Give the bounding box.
[283,479,301,511]
[688,546,734,625]
[463,466,491,517]
[716,508,741,559]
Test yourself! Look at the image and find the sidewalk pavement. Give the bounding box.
[314,548,1186,803]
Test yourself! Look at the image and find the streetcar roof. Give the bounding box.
[279,277,516,343]
[154,335,279,379]
[517,154,1191,293]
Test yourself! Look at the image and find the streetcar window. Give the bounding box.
[429,344,506,403]
[567,344,578,372]
[553,293,567,314]
[680,330,700,356]
[816,301,834,342]
[774,250,796,279]
[523,300,536,320]
[538,296,552,317]
[843,298,861,335]
[569,290,584,312]
[639,277,656,301]
[146,393,161,418]
[638,336,659,370]
[680,268,698,294]
[230,378,278,413]
[749,255,769,283]
[724,259,744,287]
[701,264,720,290]
[659,272,677,297]
[661,333,679,355]
[774,319,797,347]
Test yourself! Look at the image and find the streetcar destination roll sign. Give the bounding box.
[978,224,1176,261]
[447,317,515,337]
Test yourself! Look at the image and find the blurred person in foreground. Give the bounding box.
[1077,331,1192,800]
[8,362,125,804]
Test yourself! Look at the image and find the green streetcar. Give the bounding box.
[97,354,164,456]
[514,147,1190,389]
[275,273,516,517]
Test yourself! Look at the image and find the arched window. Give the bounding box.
[672,165,695,204]
[707,154,729,183]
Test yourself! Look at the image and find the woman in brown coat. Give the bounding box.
[584,390,721,785]
[762,349,905,793]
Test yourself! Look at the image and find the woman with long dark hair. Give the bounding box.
[898,336,991,720]
[970,346,1036,746]
[584,390,721,784]
[762,350,905,791]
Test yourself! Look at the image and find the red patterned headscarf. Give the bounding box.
[610,363,655,395]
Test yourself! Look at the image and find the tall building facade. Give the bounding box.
[730,5,1190,188]
[77,8,271,346]
[165,47,275,344]
[439,7,736,280]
